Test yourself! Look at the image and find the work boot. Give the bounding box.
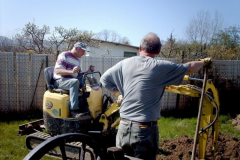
[76,112,91,120]
[75,111,91,119]
[70,110,91,120]
[70,110,81,118]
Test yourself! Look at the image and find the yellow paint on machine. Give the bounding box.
[86,85,103,119]
[43,91,70,118]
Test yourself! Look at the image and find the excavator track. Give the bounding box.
[26,132,96,159]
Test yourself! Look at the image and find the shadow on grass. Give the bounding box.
[0,109,43,122]
[161,106,199,118]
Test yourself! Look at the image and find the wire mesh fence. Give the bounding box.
[1,52,240,117]
[0,53,56,114]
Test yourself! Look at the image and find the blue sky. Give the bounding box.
[0,0,239,46]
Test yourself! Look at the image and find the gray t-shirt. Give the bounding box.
[100,56,188,122]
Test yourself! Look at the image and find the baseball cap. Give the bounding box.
[74,42,86,50]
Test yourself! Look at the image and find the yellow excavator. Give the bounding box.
[166,74,220,159]
[19,66,219,160]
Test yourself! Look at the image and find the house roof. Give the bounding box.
[100,40,139,49]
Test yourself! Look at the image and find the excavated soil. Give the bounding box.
[157,115,240,160]
[157,132,240,160]
[230,114,240,132]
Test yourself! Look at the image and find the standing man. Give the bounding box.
[100,32,211,160]
[53,42,89,118]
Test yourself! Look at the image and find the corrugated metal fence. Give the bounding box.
[0,52,240,115]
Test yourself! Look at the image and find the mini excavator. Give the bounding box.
[18,66,220,160]
[165,74,220,159]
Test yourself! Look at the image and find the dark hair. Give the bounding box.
[140,32,162,54]
[88,65,95,72]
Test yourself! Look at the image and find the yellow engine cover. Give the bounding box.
[87,84,102,119]
[43,91,70,118]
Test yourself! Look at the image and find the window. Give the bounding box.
[124,52,137,57]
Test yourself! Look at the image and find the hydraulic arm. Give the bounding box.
[165,75,220,159]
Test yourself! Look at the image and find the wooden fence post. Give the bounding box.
[181,50,184,64]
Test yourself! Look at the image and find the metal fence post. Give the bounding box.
[45,56,48,91]
[56,51,59,60]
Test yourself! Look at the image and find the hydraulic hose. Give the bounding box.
[191,87,219,134]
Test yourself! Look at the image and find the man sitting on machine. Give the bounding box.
[53,42,89,119]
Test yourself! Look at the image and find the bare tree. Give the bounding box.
[97,29,131,45]
[211,11,224,41]
[48,27,98,52]
[111,30,121,42]
[48,26,75,52]
[97,29,111,41]
[61,30,100,51]
[0,36,15,52]
[14,22,51,54]
[165,31,179,58]
[13,22,101,54]
[118,36,131,45]
[185,10,223,45]
[49,28,101,52]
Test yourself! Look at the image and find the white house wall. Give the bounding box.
[88,42,139,57]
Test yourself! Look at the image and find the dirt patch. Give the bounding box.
[157,132,240,160]
[230,114,240,132]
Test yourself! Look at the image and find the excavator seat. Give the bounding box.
[44,66,69,94]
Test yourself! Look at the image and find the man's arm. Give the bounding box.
[105,89,121,97]
[186,58,212,74]
[100,66,122,97]
[186,61,203,74]
[55,66,80,76]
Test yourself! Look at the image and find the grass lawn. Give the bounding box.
[158,115,240,141]
[0,119,54,160]
[0,115,239,160]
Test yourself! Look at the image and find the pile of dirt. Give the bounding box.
[157,132,240,160]
[230,114,240,132]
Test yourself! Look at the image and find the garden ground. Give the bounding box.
[157,132,240,160]
[157,114,240,160]
[0,114,239,160]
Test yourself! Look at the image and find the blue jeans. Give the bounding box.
[116,120,159,160]
[54,77,83,111]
